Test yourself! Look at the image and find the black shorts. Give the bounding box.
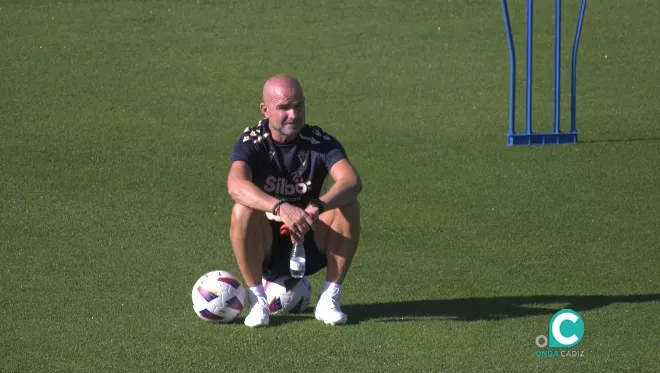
[263,220,327,278]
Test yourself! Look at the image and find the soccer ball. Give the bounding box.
[262,275,312,314]
[191,270,245,323]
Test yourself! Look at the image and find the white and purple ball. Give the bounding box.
[262,275,312,314]
[192,270,245,323]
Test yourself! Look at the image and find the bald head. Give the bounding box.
[260,74,306,142]
[262,74,304,104]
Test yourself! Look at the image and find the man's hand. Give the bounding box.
[278,203,314,243]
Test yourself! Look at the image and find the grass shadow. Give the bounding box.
[341,293,660,324]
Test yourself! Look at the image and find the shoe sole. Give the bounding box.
[325,320,347,326]
[315,314,347,325]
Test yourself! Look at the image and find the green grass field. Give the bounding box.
[2,0,659,372]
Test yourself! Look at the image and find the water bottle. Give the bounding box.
[290,242,306,278]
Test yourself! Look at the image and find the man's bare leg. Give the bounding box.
[230,203,272,327]
[313,200,360,325]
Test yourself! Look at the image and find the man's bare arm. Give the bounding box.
[317,159,362,211]
[227,161,279,213]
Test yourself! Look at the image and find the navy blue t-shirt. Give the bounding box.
[231,119,347,208]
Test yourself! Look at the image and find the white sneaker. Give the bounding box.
[314,289,348,325]
[244,297,269,328]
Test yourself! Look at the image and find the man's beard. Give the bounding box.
[278,121,302,136]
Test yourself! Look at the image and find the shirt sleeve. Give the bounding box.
[321,132,347,171]
[230,133,260,170]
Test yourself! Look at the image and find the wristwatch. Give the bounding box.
[307,199,325,216]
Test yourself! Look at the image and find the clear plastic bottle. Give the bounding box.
[290,242,306,278]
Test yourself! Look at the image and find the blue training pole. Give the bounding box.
[501,0,516,137]
[554,0,561,134]
[571,0,587,134]
[525,0,533,135]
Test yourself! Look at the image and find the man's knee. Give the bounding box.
[338,199,360,222]
[327,200,359,230]
[230,204,270,235]
[317,199,360,228]
[230,204,272,247]
[231,203,258,224]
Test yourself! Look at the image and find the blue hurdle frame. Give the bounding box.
[501,0,587,146]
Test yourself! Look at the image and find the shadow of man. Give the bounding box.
[340,293,660,323]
